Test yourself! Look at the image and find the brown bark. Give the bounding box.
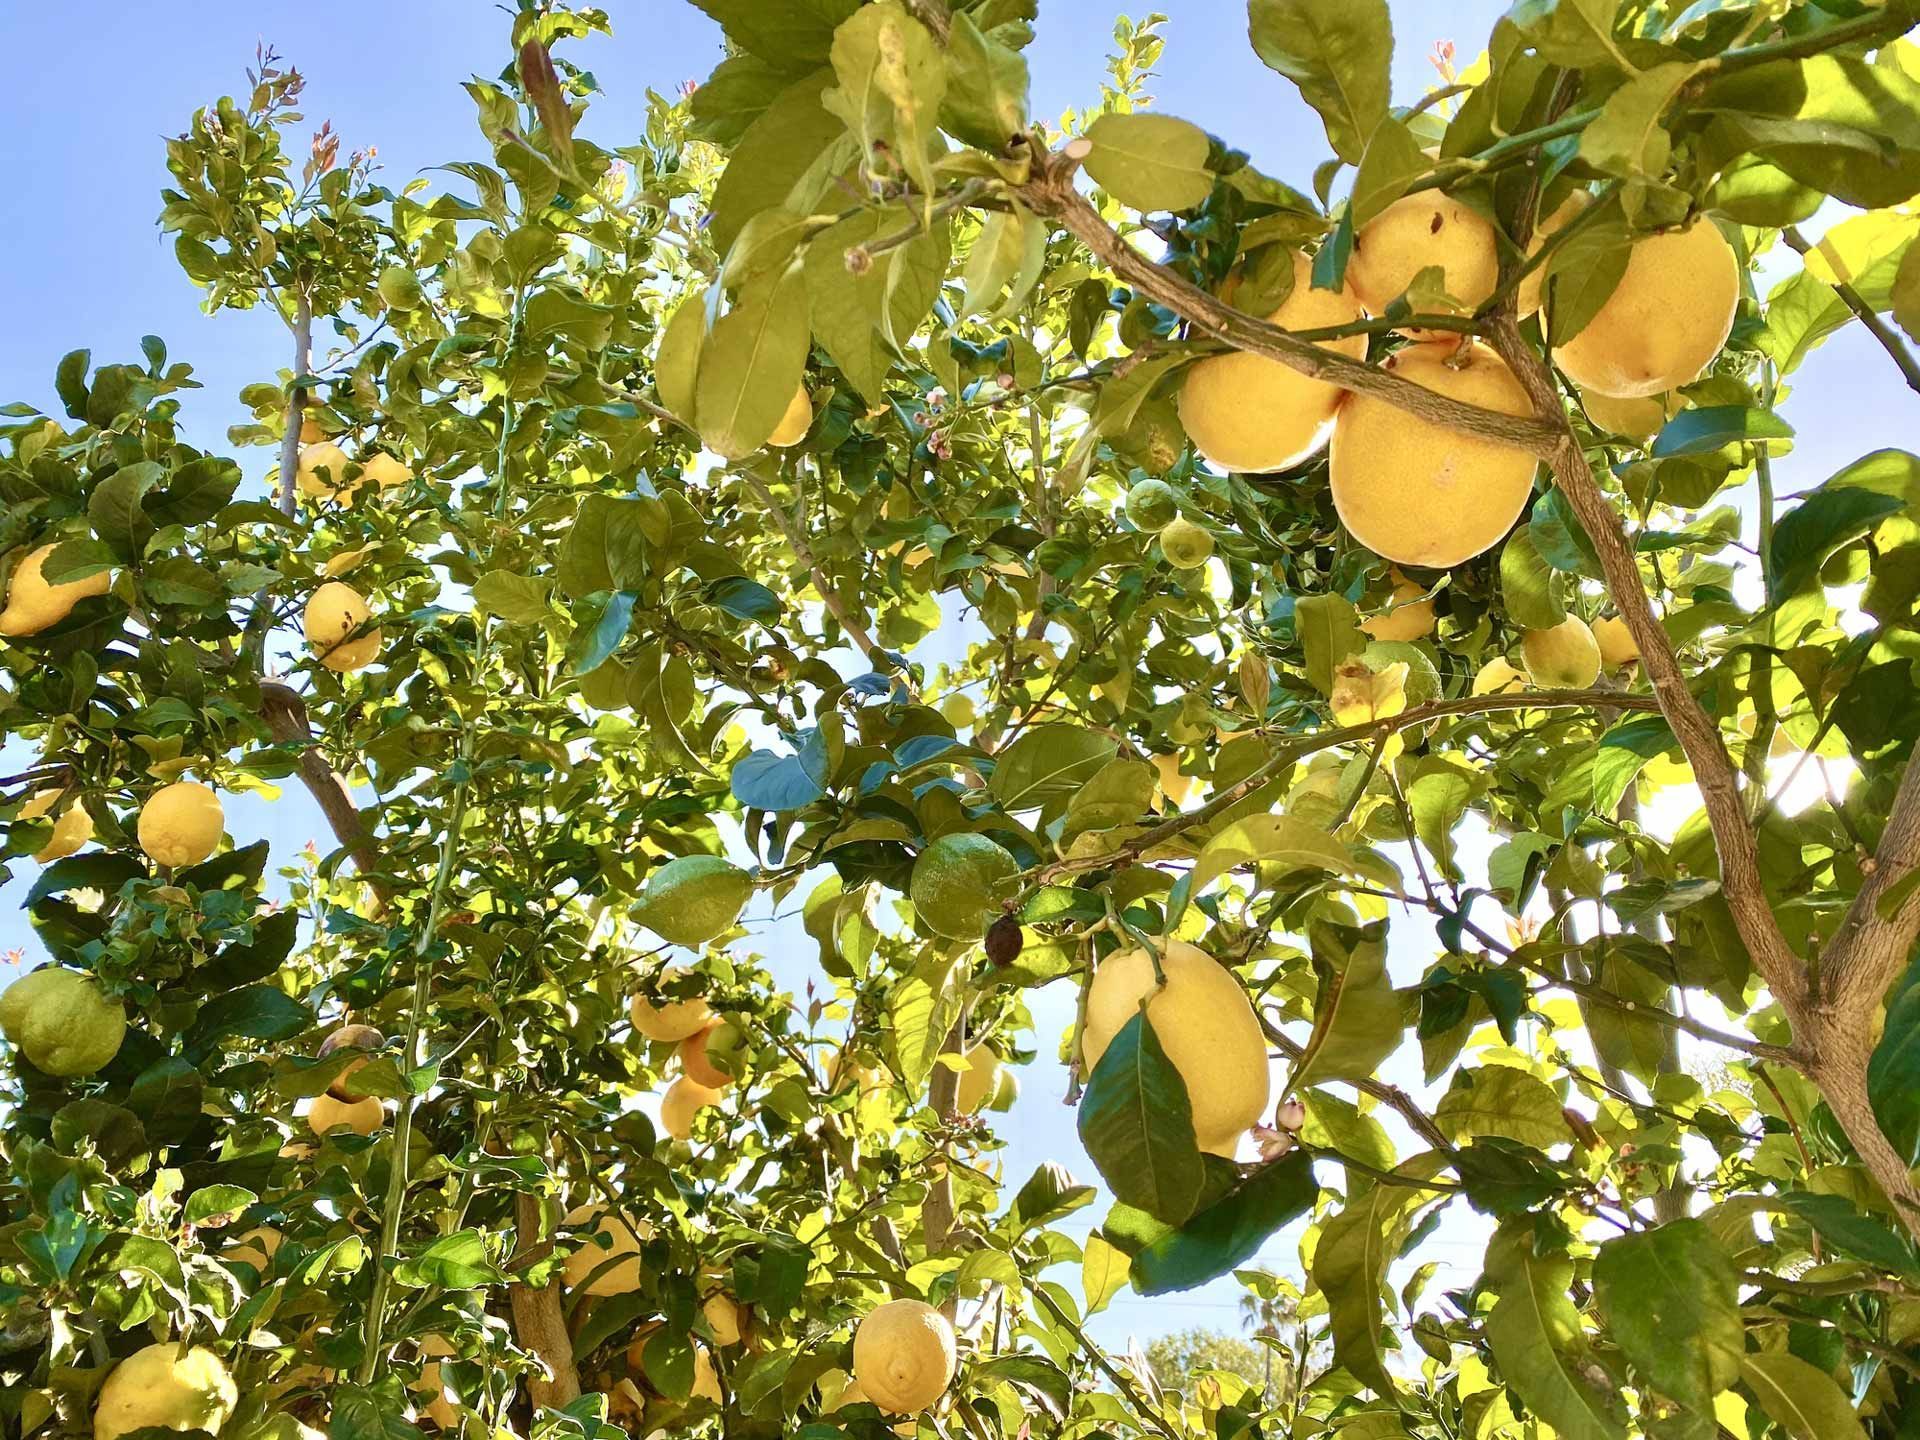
[510,1193,583,1407]
[260,681,384,885]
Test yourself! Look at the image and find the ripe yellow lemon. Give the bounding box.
[0,542,111,636]
[358,452,412,490]
[0,967,126,1077]
[1151,753,1195,807]
[309,1093,385,1137]
[1328,341,1537,569]
[1581,388,1680,441]
[295,442,361,504]
[1159,517,1215,570]
[678,1022,738,1090]
[298,417,326,445]
[303,582,381,673]
[93,1344,237,1440]
[768,385,814,448]
[952,1044,1001,1114]
[317,1024,385,1100]
[661,1076,724,1140]
[1177,249,1366,473]
[1348,192,1498,325]
[1522,616,1602,689]
[1082,940,1270,1157]
[221,1226,282,1272]
[138,781,225,869]
[1472,657,1529,696]
[703,1292,744,1347]
[1593,615,1639,669]
[1358,572,1436,643]
[1552,220,1739,399]
[629,982,714,1044]
[1517,191,1592,318]
[562,1205,653,1296]
[853,1299,956,1414]
[20,789,91,862]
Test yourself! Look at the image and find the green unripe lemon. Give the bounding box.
[635,855,752,947]
[910,833,1019,941]
[1159,517,1214,570]
[378,265,424,311]
[1124,479,1179,531]
[0,968,126,1077]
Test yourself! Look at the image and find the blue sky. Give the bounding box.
[3,0,1912,1361]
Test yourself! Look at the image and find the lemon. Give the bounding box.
[221,1226,282,1272]
[562,1204,653,1296]
[298,417,326,445]
[952,1044,1001,1114]
[308,1093,385,1137]
[378,265,424,311]
[1581,388,1680,441]
[703,1292,744,1347]
[1082,940,1270,1157]
[1177,248,1367,472]
[1552,219,1739,399]
[678,1021,741,1090]
[853,1299,956,1414]
[94,1344,237,1440]
[20,789,91,862]
[294,442,362,504]
[1358,572,1436,643]
[910,833,1018,941]
[1159,517,1215,570]
[0,542,111,636]
[1472,657,1529,696]
[768,384,814,448]
[358,452,413,490]
[316,1023,385,1100]
[1328,340,1537,569]
[303,582,382,673]
[0,967,126,1077]
[138,781,225,869]
[1151,753,1195,807]
[1124,478,1180,531]
[1517,191,1592,318]
[1348,192,1498,328]
[1522,616,1602,689]
[1593,615,1639,668]
[635,855,752,947]
[629,978,714,1044]
[661,1076,724,1140]
[413,1336,458,1430]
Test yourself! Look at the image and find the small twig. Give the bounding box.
[1782,226,1920,396]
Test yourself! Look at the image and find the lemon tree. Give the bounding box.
[5,6,1920,1440]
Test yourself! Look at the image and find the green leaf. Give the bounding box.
[732,743,829,812]
[38,537,117,586]
[184,1184,259,1226]
[1350,118,1428,229]
[1650,406,1794,459]
[1080,112,1215,214]
[472,570,553,624]
[655,294,710,422]
[568,591,636,677]
[1531,488,1603,578]
[1738,1353,1869,1440]
[1172,811,1355,927]
[1500,529,1568,630]
[940,11,1030,151]
[1544,213,1633,347]
[143,557,224,610]
[1593,715,1674,815]
[1405,758,1478,883]
[708,70,852,257]
[887,949,960,1091]
[1435,1065,1572,1148]
[1296,591,1363,695]
[1132,1151,1318,1295]
[558,495,652,601]
[392,1229,507,1289]
[688,0,859,74]
[1577,62,1697,210]
[1059,758,1157,848]
[1010,1162,1096,1233]
[1081,1232,1131,1315]
[989,723,1117,812]
[824,0,946,199]
[1311,1155,1448,1399]
[1484,1221,1629,1440]
[1768,483,1907,607]
[1771,1192,1920,1277]
[1293,920,1403,1090]
[329,1379,425,1440]
[1505,0,1632,71]
[1867,950,1920,1165]
[696,262,811,460]
[961,204,1046,319]
[1592,1219,1743,1417]
[1895,241,1920,344]
[147,457,241,528]
[1076,1012,1206,1226]
[1247,0,1393,165]
[184,985,310,1061]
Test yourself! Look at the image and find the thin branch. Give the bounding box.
[1260,1012,1451,1150]
[739,464,891,674]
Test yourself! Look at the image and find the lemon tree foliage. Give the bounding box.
[8,2,1920,1440]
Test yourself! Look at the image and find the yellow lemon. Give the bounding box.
[1159,517,1215,570]
[309,1093,385,1137]
[1328,340,1537,569]
[294,442,361,504]
[629,983,714,1044]
[0,967,126,1077]
[317,1024,385,1100]
[1552,220,1740,399]
[853,1299,956,1414]
[1177,249,1367,473]
[1358,572,1436,643]
[1593,615,1639,669]
[1082,940,1270,1157]
[1472,657,1530,696]
[1581,388,1681,441]
[138,781,225,869]
[562,1204,653,1296]
[1522,616,1602,689]
[952,1044,1001,1114]
[1348,192,1498,326]
[358,452,412,490]
[661,1076,724,1140]
[678,1022,738,1090]
[20,789,91,862]
[0,542,111,636]
[303,582,381,673]
[768,385,814,448]
[703,1292,744,1347]
[93,1344,237,1440]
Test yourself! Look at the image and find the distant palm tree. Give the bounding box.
[1235,1272,1302,1407]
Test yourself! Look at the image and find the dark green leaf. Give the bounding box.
[1649,406,1794,459]
[1248,0,1392,164]
[1132,1151,1317,1295]
[1076,1012,1205,1226]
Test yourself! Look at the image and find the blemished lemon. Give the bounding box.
[0,542,111,636]
[562,1205,653,1296]
[1328,341,1538,569]
[629,981,714,1044]
[1159,517,1215,569]
[768,384,814,448]
[0,967,126,1077]
[137,781,225,869]
[1551,219,1739,399]
[1348,192,1498,326]
[303,582,381,673]
[93,1344,237,1440]
[309,1093,385,1137]
[1358,573,1436,643]
[20,789,91,862]
[853,1299,956,1414]
[661,1075,724,1140]
[1177,249,1367,473]
[1593,615,1639,668]
[1082,940,1270,1157]
[1522,616,1602,689]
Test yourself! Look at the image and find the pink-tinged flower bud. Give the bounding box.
[1276,1098,1307,1132]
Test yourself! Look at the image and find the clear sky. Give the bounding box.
[2,0,1911,1361]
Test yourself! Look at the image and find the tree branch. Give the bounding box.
[1782,226,1920,397]
[1824,755,1920,1012]
[260,682,383,885]
[509,1194,583,1407]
